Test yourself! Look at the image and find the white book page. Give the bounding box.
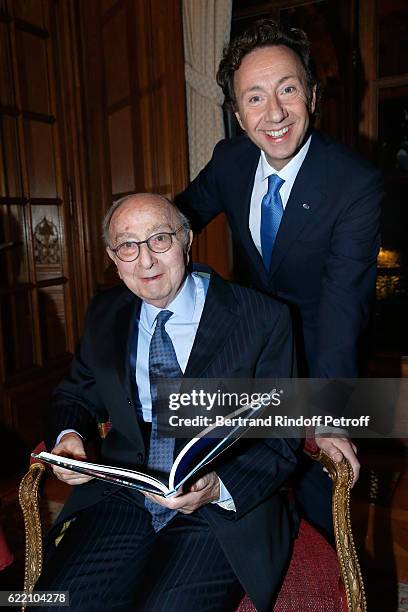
[32,452,169,495]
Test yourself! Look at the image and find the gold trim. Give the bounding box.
[312,450,367,612]
[18,462,46,611]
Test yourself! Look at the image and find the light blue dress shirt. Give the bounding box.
[137,271,234,510]
[136,273,207,421]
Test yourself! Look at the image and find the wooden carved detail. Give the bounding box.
[18,462,46,609]
[34,216,60,264]
[312,450,367,612]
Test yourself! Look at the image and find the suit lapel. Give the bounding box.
[269,131,328,278]
[111,291,144,443]
[114,292,140,395]
[184,272,240,378]
[231,141,269,286]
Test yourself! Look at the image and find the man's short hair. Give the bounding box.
[102,193,191,248]
[217,19,320,113]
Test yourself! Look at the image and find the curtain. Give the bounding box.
[183,0,232,180]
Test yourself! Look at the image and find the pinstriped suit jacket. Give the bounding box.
[48,269,300,611]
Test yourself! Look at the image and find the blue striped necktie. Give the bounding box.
[145,309,182,531]
[260,174,285,271]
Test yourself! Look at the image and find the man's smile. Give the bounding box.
[263,126,290,138]
[141,273,164,283]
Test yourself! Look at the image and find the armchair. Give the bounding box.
[19,441,366,611]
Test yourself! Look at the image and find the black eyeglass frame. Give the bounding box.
[109,225,185,262]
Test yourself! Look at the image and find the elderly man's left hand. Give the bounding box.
[144,471,220,514]
[315,436,360,486]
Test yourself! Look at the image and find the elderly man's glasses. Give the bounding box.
[109,225,185,262]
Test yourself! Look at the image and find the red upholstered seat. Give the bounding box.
[237,520,347,612]
[30,441,47,465]
[0,524,13,571]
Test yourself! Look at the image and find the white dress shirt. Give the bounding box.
[249,135,311,255]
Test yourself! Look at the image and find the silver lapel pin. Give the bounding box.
[302,203,310,210]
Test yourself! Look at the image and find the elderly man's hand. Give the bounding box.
[315,436,360,486]
[144,472,220,514]
[50,432,93,486]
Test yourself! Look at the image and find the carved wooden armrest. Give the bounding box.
[310,449,366,612]
[18,462,46,610]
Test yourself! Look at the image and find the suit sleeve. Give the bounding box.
[176,141,225,231]
[46,305,107,450]
[214,304,300,520]
[311,168,383,377]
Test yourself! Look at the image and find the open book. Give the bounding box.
[32,391,275,497]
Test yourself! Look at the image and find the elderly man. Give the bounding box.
[34,193,299,612]
[177,19,383,539]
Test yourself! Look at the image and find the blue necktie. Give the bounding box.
[260,174,285,271]
[145,309,182,531]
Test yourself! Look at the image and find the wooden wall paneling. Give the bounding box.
[139,0,189,197]
[3,364,69,450]
[131,0,188,197]
[7,7,42,371]
[79,0,190,289]
[358,1,377,158]
[0,0,90,457]
[103,1,139,197]
[129,0,156,195]
[377,0,408,80]
[8,202,29,283]
[108,107,136,195]
[36,0,94,353]
[0,20,14,107]
[12,0,46,29]
[37,284,67,361]
[0,116,23,197]
[42,2,74,355]
[24,120,58,198]
[16,27,50,115]
[102,4,130,109]
[1,288,35,374]
[79,0,115,288]
[101,0,117,17]
[50,0,94,333]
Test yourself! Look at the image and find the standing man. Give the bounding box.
[34,194,299,612]
[177,19,383,538]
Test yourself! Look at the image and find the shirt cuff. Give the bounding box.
[212,477,236,512]
[315,425,349,437]
[55,429,83,446]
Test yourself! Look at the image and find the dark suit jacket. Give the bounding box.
[48,271,300,611]
[177,130,383,378]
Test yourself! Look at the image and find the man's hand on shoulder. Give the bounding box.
[315,436,360,486]
[144,471,220,514]
[50,432,93,486]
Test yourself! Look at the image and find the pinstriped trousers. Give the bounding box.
[32,489,244,612]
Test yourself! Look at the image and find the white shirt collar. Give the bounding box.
[143,273,196,329]
[259,134,312,183]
